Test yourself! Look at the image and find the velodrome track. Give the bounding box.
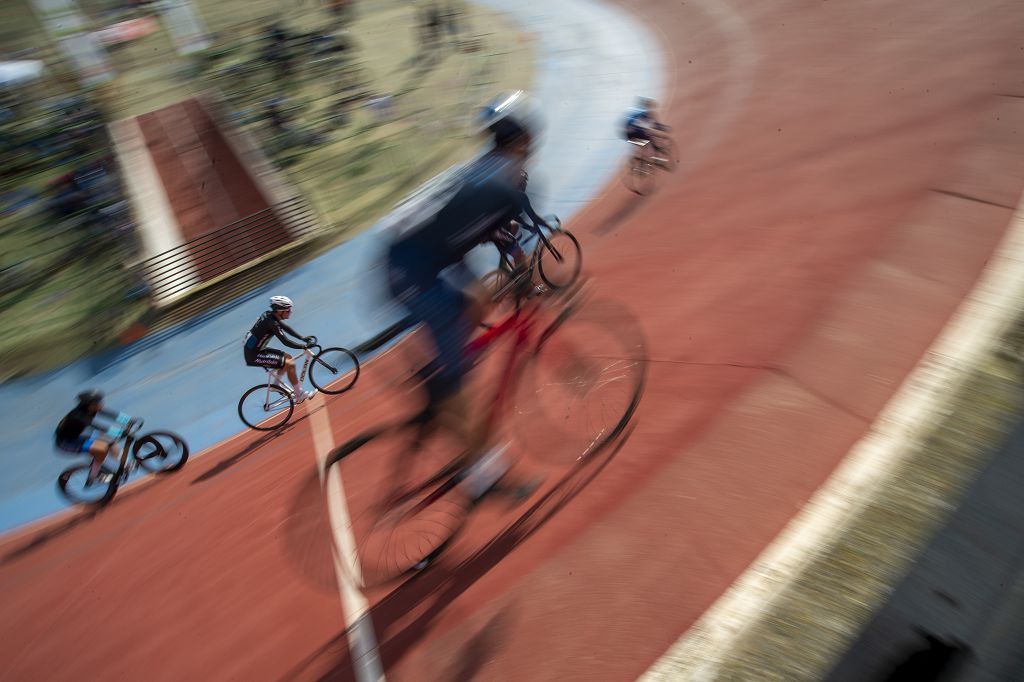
[2,0,1024,679]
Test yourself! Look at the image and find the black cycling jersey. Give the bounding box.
[389,153,547,281]
[55,406,116,443]
[244,311,308,352]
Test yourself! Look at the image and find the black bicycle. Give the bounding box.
[480,216,583,305]
[57,418,190,506]
[237,338,360,430]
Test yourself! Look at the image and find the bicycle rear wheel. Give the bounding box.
[625,152,657,195]
[57,463,120,505]
[134,431,190,473]
[515,297,647,465]
[238,384,294,430]
[535,230,582,290]
[310,347,360,395]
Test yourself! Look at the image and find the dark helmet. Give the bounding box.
[77,389,104,406]
[474,90,542,153]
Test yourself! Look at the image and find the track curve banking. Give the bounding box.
[3,0,1024,680]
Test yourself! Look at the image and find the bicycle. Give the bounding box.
[479,216,583,311]
[325,264,646,588]
[57,418,190,507]
[624,134,679,195]
[237,338,360,431]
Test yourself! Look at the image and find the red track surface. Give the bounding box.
[4,0,1024,679]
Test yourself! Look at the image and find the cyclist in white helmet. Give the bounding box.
[244,295,317,403]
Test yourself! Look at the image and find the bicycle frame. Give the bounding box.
[266,345,317,394]
[389,291,550,518]
[465,299,540,436]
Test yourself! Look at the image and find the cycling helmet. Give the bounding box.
[474,90,542,151]
[269,295,293,311]
[77,389,104,406]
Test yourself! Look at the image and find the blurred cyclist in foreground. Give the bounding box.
[386,90,551,500]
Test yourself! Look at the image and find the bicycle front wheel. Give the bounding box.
[238,384,294,430]
[310,347,360,394]
[515,297,647,465]
[57,463,120,506]
[134,431,190,473]
[535,229,582,290]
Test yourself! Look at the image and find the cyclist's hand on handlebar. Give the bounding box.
[116,412,132,426]
[304,335,317,347]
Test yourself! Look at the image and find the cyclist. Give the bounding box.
[623,96,671,156]
[55,389,130,487]
[244,295,317,403]
[386,90,549,500]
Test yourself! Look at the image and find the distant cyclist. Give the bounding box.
[55,389,130,487]
[623,96,671,156]
[386,90,550,501]
[244,295,317,403]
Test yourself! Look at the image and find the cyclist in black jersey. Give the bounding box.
[244,295,317,403]
[386,90,550,500]
[55,389,131,486]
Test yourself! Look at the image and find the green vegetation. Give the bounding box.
[0,0,533,380]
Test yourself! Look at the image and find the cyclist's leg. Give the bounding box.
[84,437,112,483]
[251,348,289,385]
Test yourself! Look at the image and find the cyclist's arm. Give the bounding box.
[93,407,133,427]
[275,321,311,349]
[516,191,551,234]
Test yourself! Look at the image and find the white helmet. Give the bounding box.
[269,295,293,310]
[474,90,542,152]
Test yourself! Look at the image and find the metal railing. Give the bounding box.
[138,195,319,305]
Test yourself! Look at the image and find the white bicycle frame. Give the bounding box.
[262,346,316,407]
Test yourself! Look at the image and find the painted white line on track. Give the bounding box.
[307,396,386,682]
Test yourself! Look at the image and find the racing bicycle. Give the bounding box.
[480,216,582,304]
[624,135,679,195]
[57,417,190,506]
[325,260,646,587]
[237,338,360,430]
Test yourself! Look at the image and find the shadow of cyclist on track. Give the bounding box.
[280,422,637,679]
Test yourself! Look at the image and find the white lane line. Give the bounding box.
[640,192,1024,677]
[307,396,386,682]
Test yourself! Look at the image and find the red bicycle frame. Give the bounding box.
[464,296,541,436]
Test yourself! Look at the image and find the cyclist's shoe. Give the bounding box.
[295,388,317,404]
[462,443,511,500]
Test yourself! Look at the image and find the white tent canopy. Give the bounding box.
[0,60,44,87]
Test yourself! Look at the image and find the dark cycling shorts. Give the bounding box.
[56,435,97,455]
[244,347,286,369]
[625,123,649,143]
[388,255,471,401]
